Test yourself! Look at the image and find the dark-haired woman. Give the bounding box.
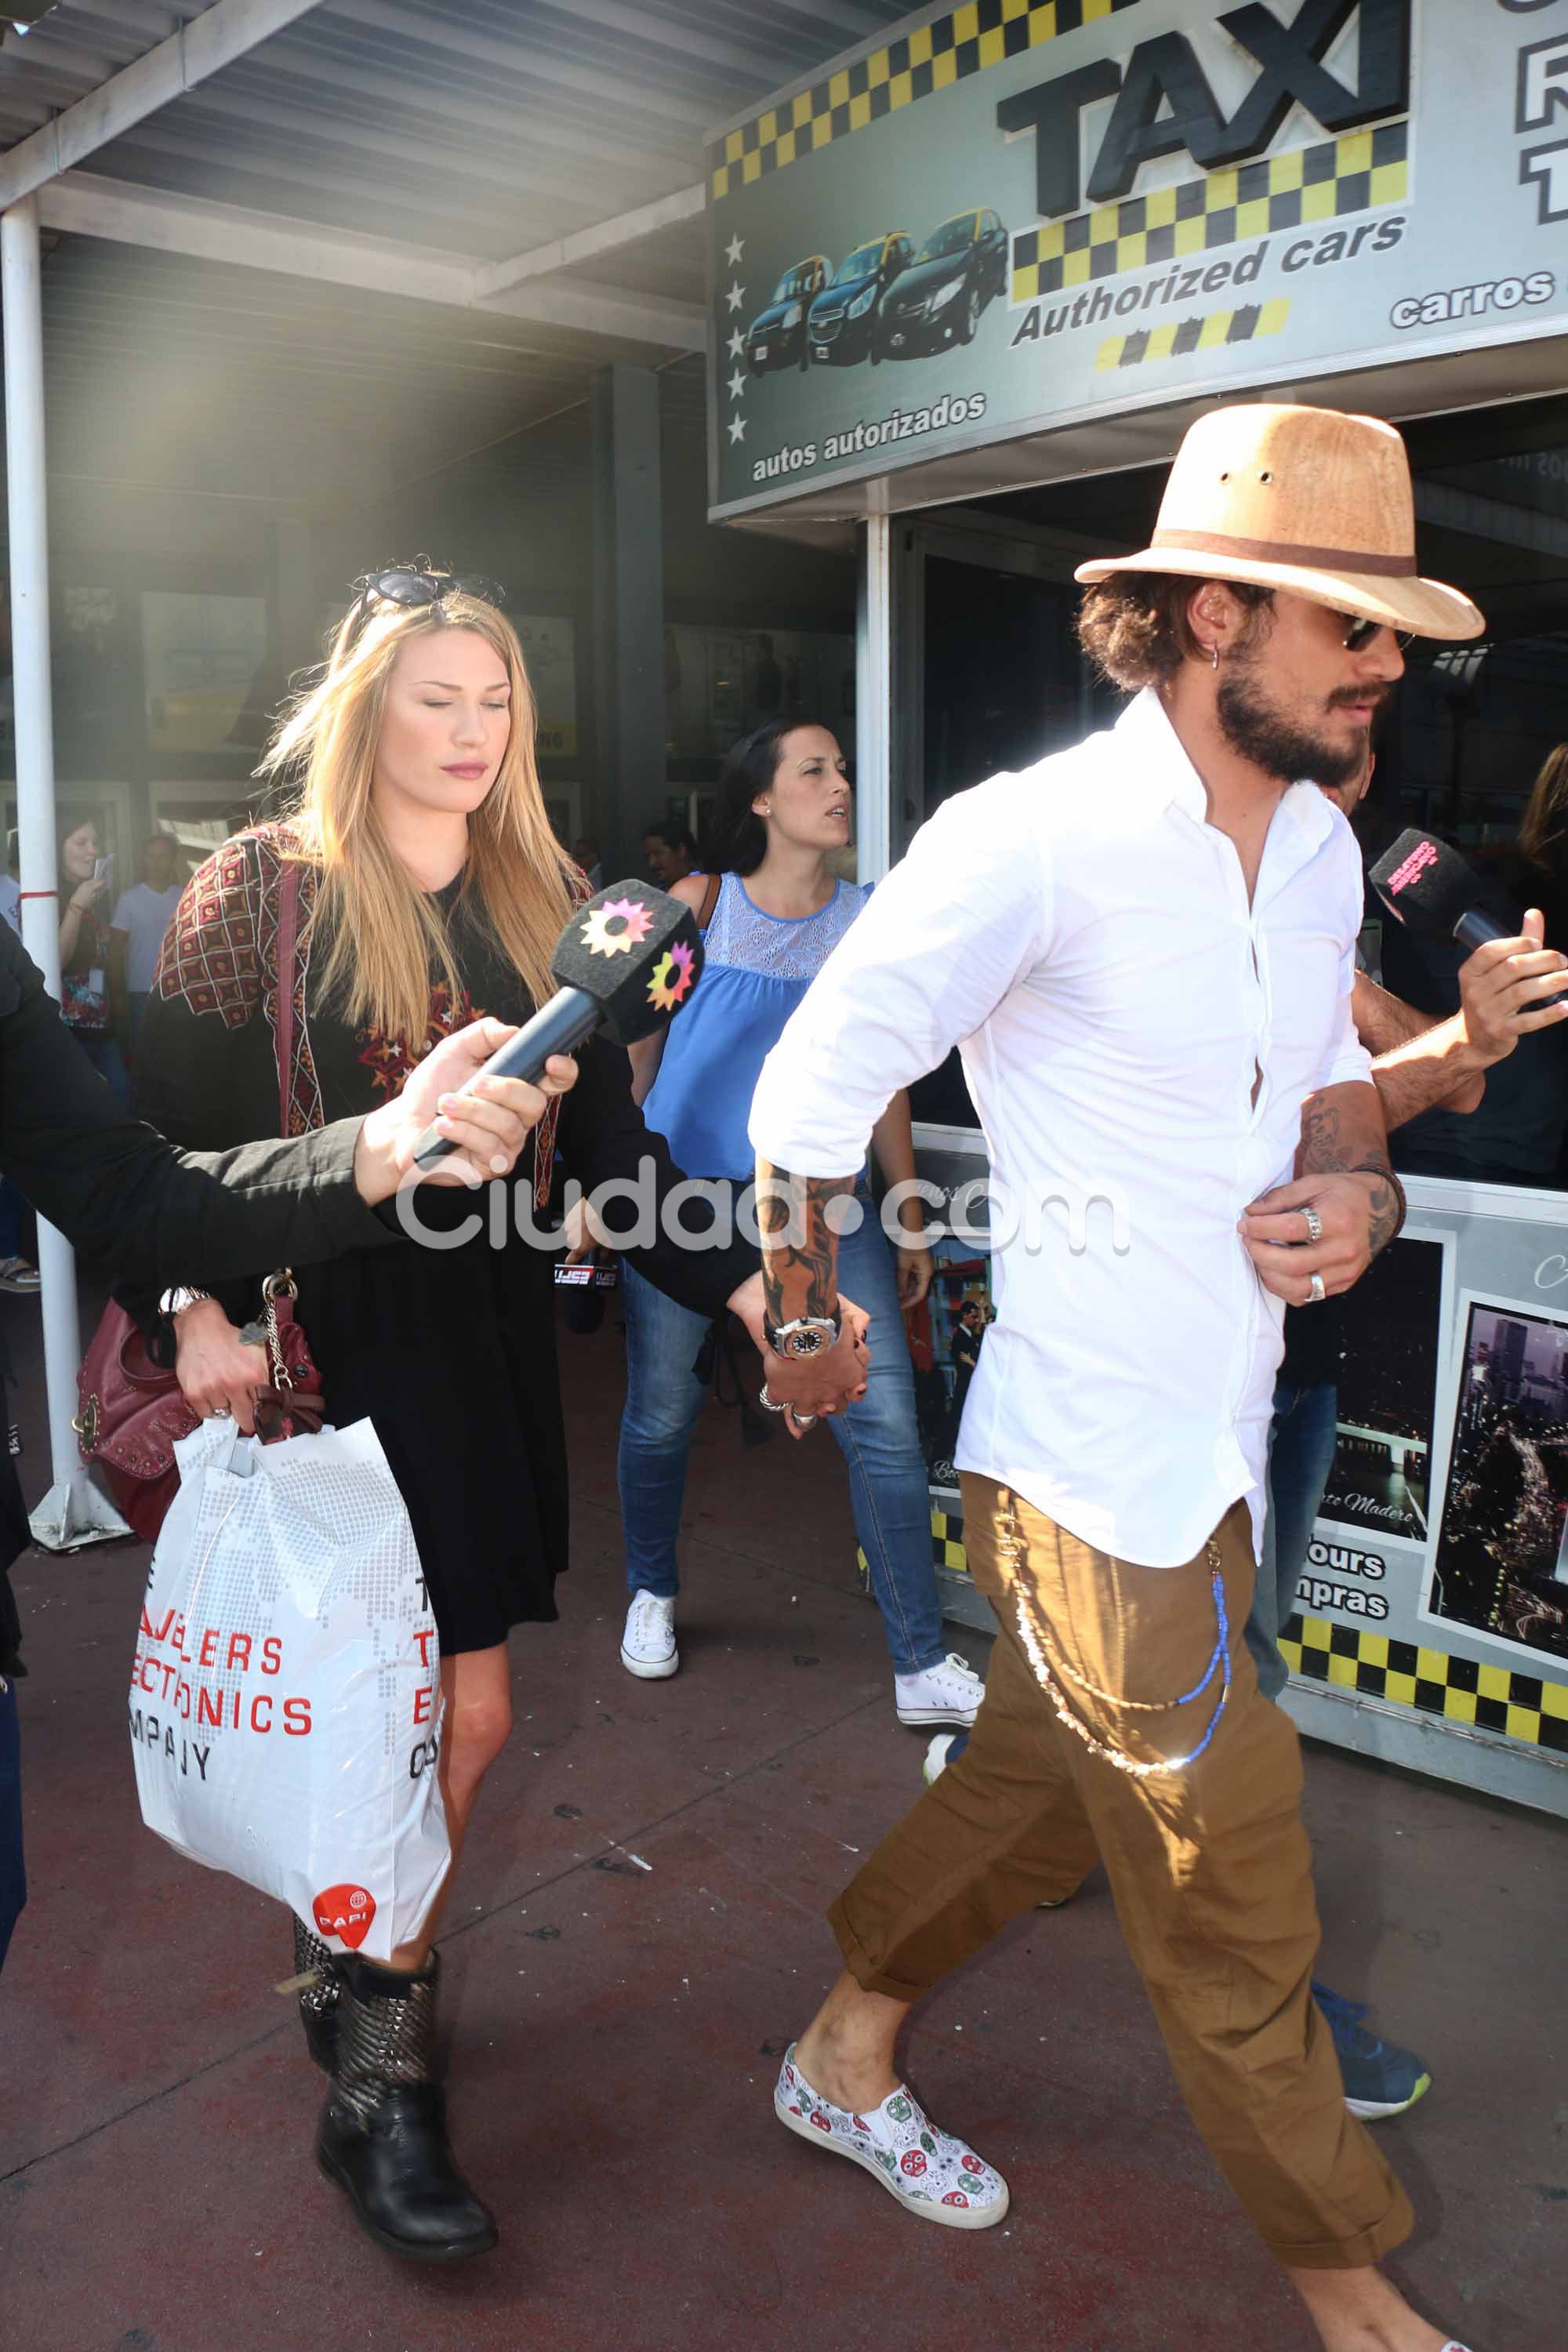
[615,718,982,1730]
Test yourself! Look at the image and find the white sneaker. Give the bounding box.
[774,2044,1009,2230]
[621,1589,678,1680]
[895,1650,983,1727]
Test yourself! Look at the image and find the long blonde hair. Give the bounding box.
[1521,742,1568,874]
[258,592,575,1047]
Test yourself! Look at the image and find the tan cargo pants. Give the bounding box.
[828,1473,1414,2269]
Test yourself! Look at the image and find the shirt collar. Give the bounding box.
[1112,688,1211,822]
[1112,690,1341,854]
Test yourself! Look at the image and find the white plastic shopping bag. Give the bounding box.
[129,1415,448,1962]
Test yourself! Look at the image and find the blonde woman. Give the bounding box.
[129,566,777,2263]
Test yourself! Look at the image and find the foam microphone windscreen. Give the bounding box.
[1367,829,1482,941]
[550,878,704,1045]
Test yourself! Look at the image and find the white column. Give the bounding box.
[855,516,894,887]
[2,194,126,1549]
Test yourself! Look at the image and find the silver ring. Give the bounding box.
[758,1384,787,1414]
[794,1412,818,1428]
[1308,1272,1327,1304]
[1301,1205,1323,1244]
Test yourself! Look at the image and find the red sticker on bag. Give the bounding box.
[312,1883,376,1951]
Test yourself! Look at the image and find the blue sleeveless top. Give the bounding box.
[644,871,870,1181]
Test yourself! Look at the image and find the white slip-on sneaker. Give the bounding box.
[774,2044,1008,2230]
[895,1650,984,1727]
[620,1589,678,1680]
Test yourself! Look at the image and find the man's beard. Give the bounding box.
[1215,659,1380,792]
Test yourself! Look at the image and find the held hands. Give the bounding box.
[726,1273,872,1439]
[1239,1170,1395,1306]
[1458,911,1568,1063]
[354,1018,579,1202]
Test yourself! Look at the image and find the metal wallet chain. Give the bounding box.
[996,1502,1232,1778]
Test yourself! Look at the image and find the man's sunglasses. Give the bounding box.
[1341,612,1414,655]
[347,566,507,633]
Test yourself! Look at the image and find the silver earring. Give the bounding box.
[1210,644,1219,672]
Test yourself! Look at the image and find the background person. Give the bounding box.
[1247,747,1568,2120]
[56,816,126,1102]
[750,405,1481,2352]
[109,833,183,1067]
[1381,746,1568,1188]
[615,717,982,1731]
[128,567,788,2266]
[641,817,699,887]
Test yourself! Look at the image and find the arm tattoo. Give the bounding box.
[756,1160,853,1328]
[1296,1088,1405,1257]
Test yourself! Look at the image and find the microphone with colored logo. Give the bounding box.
[410,880,703,1171]
[1369,827,1568,1008]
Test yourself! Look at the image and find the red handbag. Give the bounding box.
[74,1276,325,1543]
[73,856,325,1544]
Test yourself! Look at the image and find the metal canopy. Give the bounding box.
[1,0,918,511]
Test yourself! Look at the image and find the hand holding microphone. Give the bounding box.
[1369,828,1568,1039]
[408,879,704,1171]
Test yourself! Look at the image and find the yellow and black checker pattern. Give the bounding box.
[1281,1613,1568,1753]
[857,1504,972,1588]
[1095,295,1290,372]
[1011,120,1408,303]
[710,0,1146,200]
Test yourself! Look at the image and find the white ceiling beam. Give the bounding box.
[472,183,705,302]
[475,278,704,350]
[0,0,327,208]
[36,172,476,305]
[35,171,709,351]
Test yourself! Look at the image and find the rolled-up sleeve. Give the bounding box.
[749,775,1048,1176]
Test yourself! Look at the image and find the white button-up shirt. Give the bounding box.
[749,689,1373,1567]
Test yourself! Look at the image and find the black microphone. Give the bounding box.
[1369,827,1568,1008]
[410,878,704,1170]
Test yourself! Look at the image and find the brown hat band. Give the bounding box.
[1152,527,1418,579]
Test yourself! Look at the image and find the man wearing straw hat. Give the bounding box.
[750,405,1488,2351]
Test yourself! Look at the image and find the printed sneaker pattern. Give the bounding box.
[775,2046,1007,2217]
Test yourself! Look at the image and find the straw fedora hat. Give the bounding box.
[1075,404,1483,641]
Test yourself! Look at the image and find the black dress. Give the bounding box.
[127,823,754,1657]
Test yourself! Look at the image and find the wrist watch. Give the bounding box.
[764,1305,843,1361]
[159,1287,214,1318]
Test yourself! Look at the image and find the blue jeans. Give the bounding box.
[0,1677,23,1973]
[616,1207,946,1675]
[1249,1377,1340,1704]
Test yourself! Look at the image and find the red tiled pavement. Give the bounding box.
[1,1292,1564,2352]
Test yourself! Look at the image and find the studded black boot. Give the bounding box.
[292,1915,340,2073]
[315,1950,498,2263]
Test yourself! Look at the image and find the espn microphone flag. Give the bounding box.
[410,879,703,1169]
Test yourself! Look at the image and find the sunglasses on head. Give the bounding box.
[347,565,508,634]
[1340,612,1414,655]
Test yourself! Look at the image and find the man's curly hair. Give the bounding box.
[1076,573,1274,692]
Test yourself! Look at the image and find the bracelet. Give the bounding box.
[160,1287,215,1319]
[1350,1161,1407,1243]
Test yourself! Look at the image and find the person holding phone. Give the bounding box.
[56,818,126,1101]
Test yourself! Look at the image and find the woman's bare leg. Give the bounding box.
[390,1642,512,1971]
